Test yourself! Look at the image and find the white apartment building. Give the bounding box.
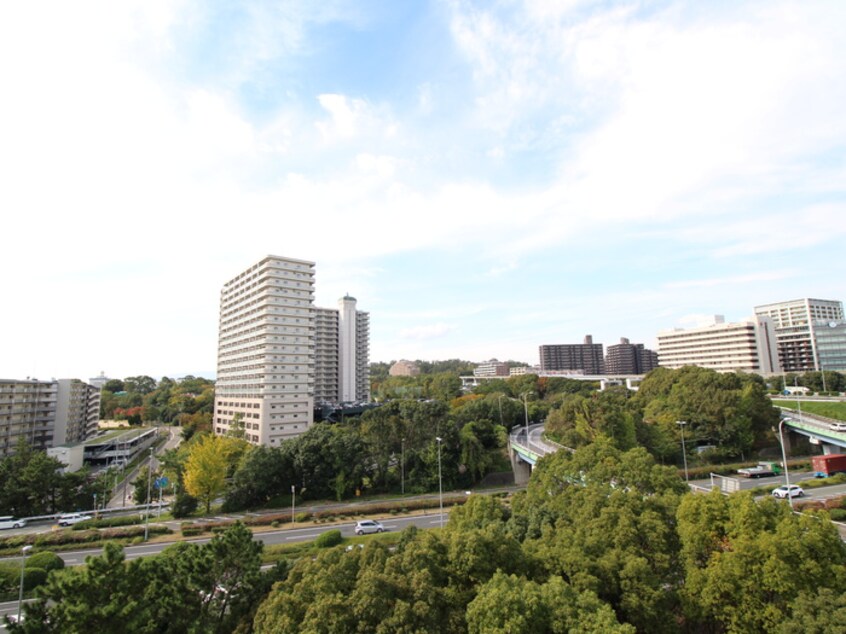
[657,315,781,374]
[214,256,316,446]
[474,360,510,378]
[754,298,844,372]
[314,295,370,406]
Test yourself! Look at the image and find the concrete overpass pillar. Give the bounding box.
[510,447,532,485]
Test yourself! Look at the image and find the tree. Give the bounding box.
[184,435,237,513]
[676,491,846,633]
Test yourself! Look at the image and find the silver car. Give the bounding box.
[354,520,385,535]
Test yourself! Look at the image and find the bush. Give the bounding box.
[829,508,846,521]
[172,493,198,518]
[72,515,145,531]
[314,529,342,548]
[22,567,47,591]
[294,512,310,523]
[271,520,280,528]
[181,527,203,537]
[26,551,64,572]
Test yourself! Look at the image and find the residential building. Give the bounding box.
[314,307,339,406]
[605,338,659,375]
[754,298,844,372]
[814,319,846,372]
[474,359,510,378]
[0,378,100,458]
[214,255,316,446]
[657,315,781,374]
[314,295,370,405]
[539,335,605,374]
[88,372,110,390]
[54,379,100,445]
[389,360,420,377]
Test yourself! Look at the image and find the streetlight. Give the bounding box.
[435,436,444,528]
[776,419,794,509]
[401,437,405,496]
[522,393,531,447]
[291,485,296,524]
[144,447,153,541]
[18,545,32,623]
[794,376,803,423]
[676,421,689,482]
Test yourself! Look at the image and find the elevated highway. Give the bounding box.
[780,408,846,454]
[508,423,571,484]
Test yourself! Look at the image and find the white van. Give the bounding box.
[0,516,27,529]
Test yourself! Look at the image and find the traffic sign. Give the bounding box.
[155,476,169,489]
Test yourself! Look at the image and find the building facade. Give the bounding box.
[754,298,844,372]
[605,338,659,375]
[214,255,316,446]
[214,256,371,446]
[814,319,846,372]
[314,296,370,406]
[474,359,510,378]
[54,379,100,445]
[539,335,605,374]
[0,378,100,458]
[389,360,420,377]
[657,315,781,374]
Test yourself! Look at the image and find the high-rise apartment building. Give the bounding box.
[539,335,605,374]
[214,256,371,446]
[54,379,100,445]
[214,256,316,446]
[605,338,659,375]
[657,315,780,374]
[314,296,370,406]
[754,298,844,372]
[0,378,100,457]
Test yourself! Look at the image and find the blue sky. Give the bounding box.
[1,0,844,380]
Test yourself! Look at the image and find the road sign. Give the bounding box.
[154,476,169,489]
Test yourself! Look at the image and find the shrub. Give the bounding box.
[22,567,47,591]
[829,508,846,522]
[72,515,145,531]
[26,551,64,572]
[172,493,199,518]
[314,529,342,548]
[182,527,203,537]
[271,520,280,528]
[294,512,310,522]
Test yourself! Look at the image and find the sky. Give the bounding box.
[1,0,844,381]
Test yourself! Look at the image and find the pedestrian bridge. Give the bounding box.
[508,424,571,484]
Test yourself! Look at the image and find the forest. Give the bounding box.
[13,442,846,633]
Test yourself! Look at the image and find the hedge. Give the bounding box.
[26,551,64,572]
[314,529,342,548]
[72,514,146,531]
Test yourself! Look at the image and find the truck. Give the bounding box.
[811,454,846,478]
[737,461,781,478]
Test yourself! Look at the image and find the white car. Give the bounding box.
[0,516,27,530]
[772,485,804,499]
[828,422,846,432]
[58,513,93,527]
[354,520,385,535]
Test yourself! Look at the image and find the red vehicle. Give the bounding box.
[811,454,846,478]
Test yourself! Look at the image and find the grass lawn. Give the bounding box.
[777,401,846,422]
